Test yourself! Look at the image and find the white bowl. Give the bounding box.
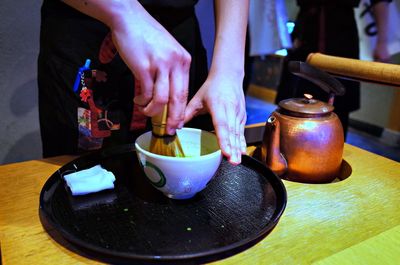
[135,127,222,199]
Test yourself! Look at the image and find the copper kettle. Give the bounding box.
[261,61,346,183]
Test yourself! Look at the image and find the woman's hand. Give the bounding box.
[185,0,249,165]
[64,0,190,135]
[184,73,247,165]
[110,5,190,135]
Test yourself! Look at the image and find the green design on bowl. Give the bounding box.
[143,161,166,188]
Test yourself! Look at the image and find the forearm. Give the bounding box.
[209,0,249,79]
[372,1,390,45]
[62,0,147,30]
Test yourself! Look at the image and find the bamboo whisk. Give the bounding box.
[150,105,185,157]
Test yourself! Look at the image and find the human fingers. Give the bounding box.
[99,32,117,64]
[100,49,117,64]
[133,70,155,108]
[184,93,204,124]
[211,105,232,163]
[167,55,190,134]
[142,68,169,117]
[234,94,247,155]
[373,46,391,63]
[240,113,247,154]
[225,102,242,165]
[210,90,246,165]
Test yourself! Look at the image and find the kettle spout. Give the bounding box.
[261,115,287,176]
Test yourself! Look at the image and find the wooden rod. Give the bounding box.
[306,53,400,87]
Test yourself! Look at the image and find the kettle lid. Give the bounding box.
[278,96,334,115]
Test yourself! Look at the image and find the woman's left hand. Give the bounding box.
[184,73,247,165]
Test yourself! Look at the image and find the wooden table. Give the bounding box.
[1,144,399,264]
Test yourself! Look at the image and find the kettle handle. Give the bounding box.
[288,61,346,96]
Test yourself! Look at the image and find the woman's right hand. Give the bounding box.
[64,0,191,135]
[109,3,191,135]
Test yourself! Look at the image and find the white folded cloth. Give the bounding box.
[63,165,116,196]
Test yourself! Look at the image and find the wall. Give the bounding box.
[195,0,215,69]
[0,0,42,164]
[350,83,396,128]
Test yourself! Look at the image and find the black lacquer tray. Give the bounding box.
[39,144,287,264]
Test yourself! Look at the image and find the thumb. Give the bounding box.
[184,96,204,124]
[99,32,118,64]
